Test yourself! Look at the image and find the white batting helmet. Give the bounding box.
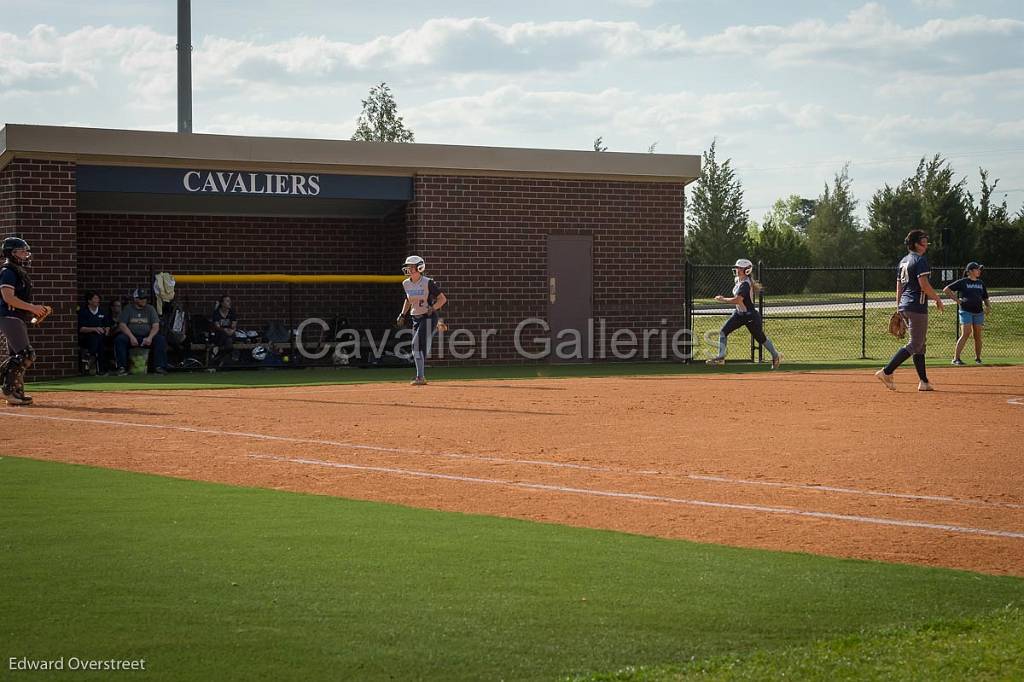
[734,258,754,275]
[403,255,425,274]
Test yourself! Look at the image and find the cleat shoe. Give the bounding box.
[705,357,725,366]
[771,353,783,370]
[975,358,982,364]
[875,369,896,391]
[951,358,965,366]
[6,393,31,406]
[154,367,168,375]
[113,367,128,376]
[410,377,427,386]
[918,382,934,392]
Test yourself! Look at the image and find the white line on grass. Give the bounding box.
[4,411,1022,511]
[247,453,1024,541]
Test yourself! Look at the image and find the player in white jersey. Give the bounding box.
[397,255,447,385]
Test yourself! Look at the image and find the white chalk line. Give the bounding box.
[1009,396,1024,406]
[4,410,1022,512]
[247,453,1024,541]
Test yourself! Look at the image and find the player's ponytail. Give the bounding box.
[749,277,763,294]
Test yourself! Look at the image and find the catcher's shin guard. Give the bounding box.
[2,346,35,399]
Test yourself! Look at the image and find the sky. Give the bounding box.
[2,0,1023,221]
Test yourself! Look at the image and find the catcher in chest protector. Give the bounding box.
[396,255,447,386]
[0,236,53,406]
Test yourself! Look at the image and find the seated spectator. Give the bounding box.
[114,288,168,375]
[210,295,238,365]
[78,291,111,375]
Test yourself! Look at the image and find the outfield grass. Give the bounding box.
[692,301,1024,363]
[2,457,1023,680]
[571,607,1024,681]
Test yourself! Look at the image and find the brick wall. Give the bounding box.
[0,159,78,378]
[407,175,686,362]
[1,160,685,376]
[76,213,407,341]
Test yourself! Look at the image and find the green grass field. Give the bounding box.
[691,301,1024,363]
[28,360,893,393]
[2,457,1023,680]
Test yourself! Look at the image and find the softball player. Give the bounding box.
[705,258,782,369]
[876,230,944,392]
[0,236,51,405]
[397,255,447,385]
[944,262,990,365]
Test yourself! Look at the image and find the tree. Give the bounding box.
[685,141,750,264]
[351,82,415,143]
[908,155,972,267]
[868,180,923,265]
[970,169,1024,268]
[746,206,812,294]
[593,137,608,152]
[805,165,871,291]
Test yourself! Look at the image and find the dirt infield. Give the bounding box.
[5,366,1023,575]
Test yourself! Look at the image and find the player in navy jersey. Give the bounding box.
[705,258,782,369]
[943,262,991,365]
[0,236,51,405]
[397,255,447,385]
[876,230,944,392]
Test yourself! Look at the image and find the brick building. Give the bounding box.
[0,124,699,378]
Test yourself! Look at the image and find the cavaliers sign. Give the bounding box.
[183,170,321,196]
[77,165,413,201]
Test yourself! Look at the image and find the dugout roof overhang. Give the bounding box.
[0,123,700,218]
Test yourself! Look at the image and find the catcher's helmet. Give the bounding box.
[2,236,31,264]
[733,258,754,276]
[251,345,268,361]
[403,255,425,274]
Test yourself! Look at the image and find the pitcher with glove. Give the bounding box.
[0,236,51,405]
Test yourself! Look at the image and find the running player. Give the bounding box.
[944,262,990,365]
[397,255,447,385]
[876,230,944,391]
[0,236,51,405]
[705,258,782,369]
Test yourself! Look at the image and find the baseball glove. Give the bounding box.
[888,311,907,339]
[31,305,53,325]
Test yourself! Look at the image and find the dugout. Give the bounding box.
[0,124,699,378]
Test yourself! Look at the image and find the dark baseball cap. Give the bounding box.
[131,287,150,299]
[966,262,983,271]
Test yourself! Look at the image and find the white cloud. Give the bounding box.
[3,8,1020,107]
[912,0,957,9]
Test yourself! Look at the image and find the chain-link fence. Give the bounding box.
[686,263,1024,363]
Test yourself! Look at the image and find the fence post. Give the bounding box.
[861,268,867,359]
[684,260,692,363]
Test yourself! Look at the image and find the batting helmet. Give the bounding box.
[733,258,754,276]
[403,255,426,274]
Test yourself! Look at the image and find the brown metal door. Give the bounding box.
[547,234,593,361]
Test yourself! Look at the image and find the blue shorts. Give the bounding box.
[958,310,984,326]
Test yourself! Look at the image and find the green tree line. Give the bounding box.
[686,142,1024,292]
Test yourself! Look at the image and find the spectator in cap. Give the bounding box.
[944,262,991,365]
[113,287,168,375]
